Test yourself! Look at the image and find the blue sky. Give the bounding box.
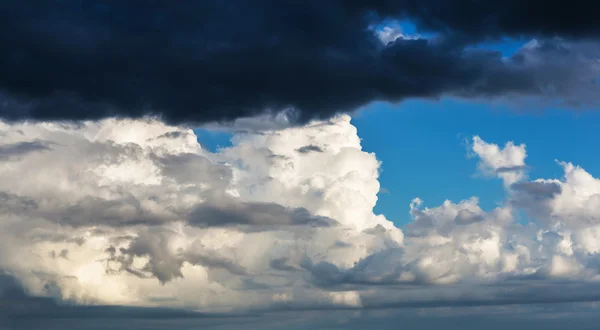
[354,100,600,224]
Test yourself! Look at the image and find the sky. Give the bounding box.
[354,100,600,224]
[2,1,600,329]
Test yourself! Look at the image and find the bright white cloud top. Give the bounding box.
[2,115,600,313]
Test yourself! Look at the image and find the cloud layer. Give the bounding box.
[0,115,401,311]
[1,1,599,124]
[2,116,600,314]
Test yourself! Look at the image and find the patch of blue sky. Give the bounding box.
[370,19,438,44]
[352,99,600,225]
[193,128,232,152]
[372,19,527,60]
[468,38,528,57]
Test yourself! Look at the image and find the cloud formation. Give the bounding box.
[3,115,600,315]
[0,115,402,312]
[0,1,599,124]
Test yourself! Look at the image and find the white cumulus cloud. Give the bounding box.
[2,117,600,314]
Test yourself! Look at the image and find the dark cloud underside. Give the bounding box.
[0,141,51,159]
[189,199,337,229]
[0,0,599,125]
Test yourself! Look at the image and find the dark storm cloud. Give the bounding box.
[270,257,299,272]
[349,0,600,41]
[0,0,599,125]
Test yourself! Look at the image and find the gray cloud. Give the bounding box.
[511,181,562,198]
[189,198,338,229]
[111,230,185,284]
[50,195,170,227]
[296,145,324,154]
[0,140,51,160]
[185,252,248,277]
[403,210,436,238]
[49,249,69,260]
[155,153,231,188]
[156,131,186,139]
[509,181,563,218]
[496,165,528,173]
[454,209,485,225]
[102,229,250,284]
[270,257,299,272]
[0,191,38,213]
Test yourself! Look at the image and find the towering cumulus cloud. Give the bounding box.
[1,0,599,124]
[3,116,600,313]
[0,115,402,311]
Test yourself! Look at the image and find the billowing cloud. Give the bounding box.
[0,114,401,312]
[3,114,600,315]
[0,1,599,124]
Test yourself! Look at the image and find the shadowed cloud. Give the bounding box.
[0,140,52,159]
[189,198,338,229]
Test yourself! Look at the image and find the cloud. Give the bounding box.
[368,1,600,41]
[454,209,486,225]
[3,115,600,316]
[0,140,52,160]
[0,1,599,124]
[189,198,337,229]
[471,136,528,186]
[511,181,562,199]
[0,191,38,213]
[0,114,402,312]
[296,145,324,154]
